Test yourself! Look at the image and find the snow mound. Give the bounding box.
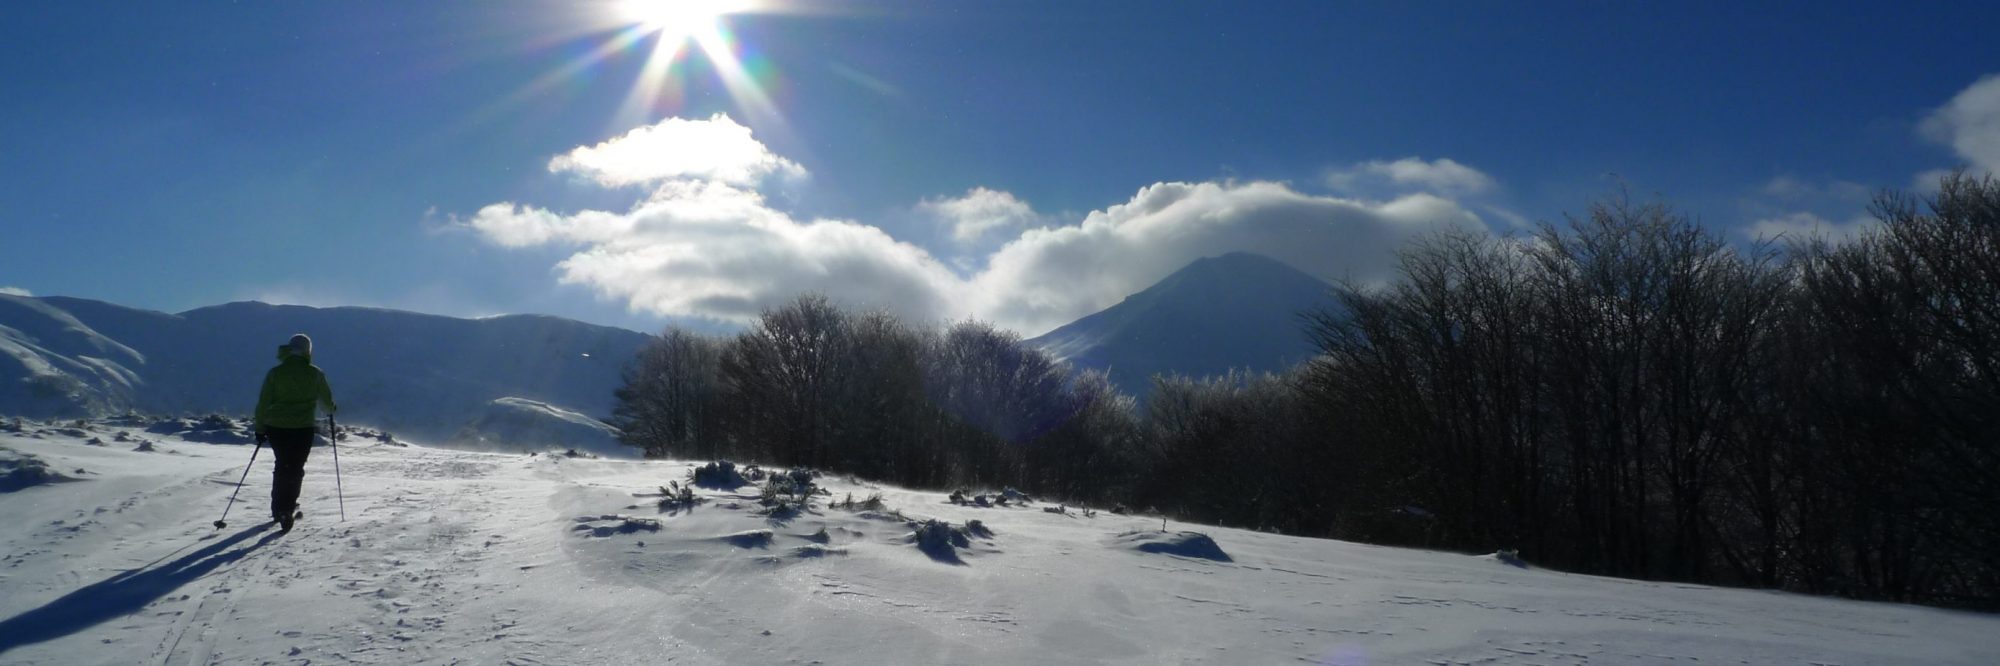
[143,415,256,445]
[0,447,75,492]
[1489,549,1530,569]
[1114,530,1231,562]
[788,544,846,558]
[570,515,661,538]
[717,529,776,549]
[452,397,625,457]
[908,519,988,564]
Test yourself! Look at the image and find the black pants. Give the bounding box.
[266,426,315,519]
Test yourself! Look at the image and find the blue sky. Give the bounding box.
[4,1,1997,335]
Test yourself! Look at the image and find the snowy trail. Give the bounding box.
[3,423,1998,665]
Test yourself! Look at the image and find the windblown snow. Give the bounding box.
[1,420,1994,665]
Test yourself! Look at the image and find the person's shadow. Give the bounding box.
[0,524,282,655]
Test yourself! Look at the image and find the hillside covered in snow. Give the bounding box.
[0,295,648,450]
[1,419,1994,665]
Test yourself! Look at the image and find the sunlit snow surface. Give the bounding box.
[2,423,1995,665]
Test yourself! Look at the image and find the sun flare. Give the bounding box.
[618,0,748,39]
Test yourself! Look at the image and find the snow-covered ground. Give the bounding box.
[2,421,1995,665]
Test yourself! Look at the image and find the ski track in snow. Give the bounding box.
[2,424,1998,665]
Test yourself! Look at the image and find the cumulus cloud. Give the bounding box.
[967,182,1479,334]
[918,187,1042,244]
[547,113,805,188]
[1744,211,1877,242]
[1921,74,2000,175]
[465,180,961,325]
[459,116,1489,335]
[0,286,31,297]
[1327,157,1497,196]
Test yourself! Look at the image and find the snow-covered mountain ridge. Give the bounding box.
[0,294,649,449]
[2,422,1993,665]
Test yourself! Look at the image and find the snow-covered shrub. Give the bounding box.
[570,515,662,538]
[911,519,970,552]
[965,519,993,538]
[760,468,821,509]
[689,460,749,489]
[144,418,194,435]
[1114,530,1231,562]
[0,449,75,493]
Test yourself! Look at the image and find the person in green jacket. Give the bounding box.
[253,333,337,532]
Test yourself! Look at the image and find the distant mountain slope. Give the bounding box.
[1028,252,1338,397]
[0,294,650,445]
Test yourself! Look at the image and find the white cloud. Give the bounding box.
[0,286,31,297]
[1744,212,1877,242]
[1910,168,1956,193]
[1921,74,2000,175]
[547,114,804,188]
[967,182,1481,334]
[466,179,963,325]
[460,117,1489,335]
[1327,157,1497,196]
[461,202,633,248]
[918,187,1042,244]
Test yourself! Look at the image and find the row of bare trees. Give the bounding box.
[612,173,1998,608]
[612,298,1138,497]
[1304,173,2000,607]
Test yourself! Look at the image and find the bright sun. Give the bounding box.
[618,0,748,39]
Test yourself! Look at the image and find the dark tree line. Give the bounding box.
[1303,173,2000,607]
[612,173,2000,608]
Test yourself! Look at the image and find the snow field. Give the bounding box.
[2,422,1997,665]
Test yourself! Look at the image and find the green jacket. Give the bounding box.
[254,346,337,431]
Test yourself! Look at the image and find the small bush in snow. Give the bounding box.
[911,519,970,552]
[689,461,749,489]
[656,480,706,509]
[833,492,886,511]
[760,468,822,511]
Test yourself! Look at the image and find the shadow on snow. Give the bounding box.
[0,524,281,655]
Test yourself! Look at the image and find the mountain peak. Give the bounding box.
[1029,253,1336,397]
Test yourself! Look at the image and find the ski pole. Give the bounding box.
[214,439,263,529]
[329,415,346,522]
